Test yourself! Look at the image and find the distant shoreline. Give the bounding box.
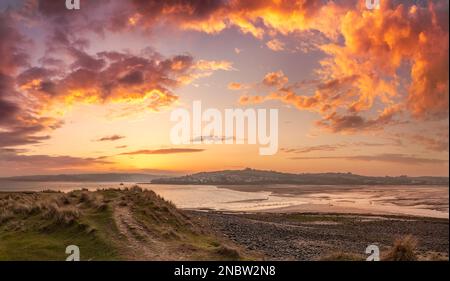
[1,182,448,218]
[147,182,450,186]
[150,168,449,186]
[2,169,448,185]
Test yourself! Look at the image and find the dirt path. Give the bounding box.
[113,205,174,260]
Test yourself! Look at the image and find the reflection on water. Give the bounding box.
[0,181,448,218]
[146,184,308,211]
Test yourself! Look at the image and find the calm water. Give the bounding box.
[0,181,448,218]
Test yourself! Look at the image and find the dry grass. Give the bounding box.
[214,245,242,260]
[0,190,119,260]
[0,188,253,261]
[0,191,101,226]
[118,188,250,260]
[383,235,418,261]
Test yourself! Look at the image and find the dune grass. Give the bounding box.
[0,191,119,260]
[0,187,251,261]
[117,186,249,260]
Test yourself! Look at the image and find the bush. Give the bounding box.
[384,235,418,261]
[215,245,241,260]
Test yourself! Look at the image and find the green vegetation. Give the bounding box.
[0,190,118,260]
[0,187,252,261]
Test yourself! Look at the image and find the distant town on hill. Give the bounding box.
[1,169,448,185]
[151,168,449,185]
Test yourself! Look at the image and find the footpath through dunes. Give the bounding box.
[0,187,255,261]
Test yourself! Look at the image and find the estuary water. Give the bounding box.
[0,180,448,218]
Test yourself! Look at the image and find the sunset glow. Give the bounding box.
[0,0,448,177]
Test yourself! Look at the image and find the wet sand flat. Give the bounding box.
[215,184,449,218]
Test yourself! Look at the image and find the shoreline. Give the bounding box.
[0,189,448,261]
[1,182,448,219]
[184,206,450,220]
[189,210,449,261]
[212,184,449,219]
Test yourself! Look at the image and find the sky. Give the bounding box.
[0,0,448,177]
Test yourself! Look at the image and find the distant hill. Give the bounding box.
[151,168,449,185]
[0,173,166,182]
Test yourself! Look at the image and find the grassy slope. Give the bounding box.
[0,191,118,260]
[0,188,254,261]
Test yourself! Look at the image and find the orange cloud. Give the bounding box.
[122,0,448,126]
[239,95,265,105]
[266,39,285,51]
[319,1,448,119]
[232,1,448,133]
[262,70,288,87]
[16,46,231,114]
[238,69,403,133]
[22,0,449,123]
[195,60,235,71]
[239,74,357,112]
[228,82,244,90]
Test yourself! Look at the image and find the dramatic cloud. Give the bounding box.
[0,15,25,126]
[14,31,234,116]
[8,1,448,134]
[12,1,450,123]
[0,13,61,149]
[117,0,348,39]
[120,148,205,155]
[319,1,449,120]
[290,154,449,165]
[239,71,403,133]
[230,1,448,133]
[1,0,448,176]
[2,2,235,150]
[18,46,196,112]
